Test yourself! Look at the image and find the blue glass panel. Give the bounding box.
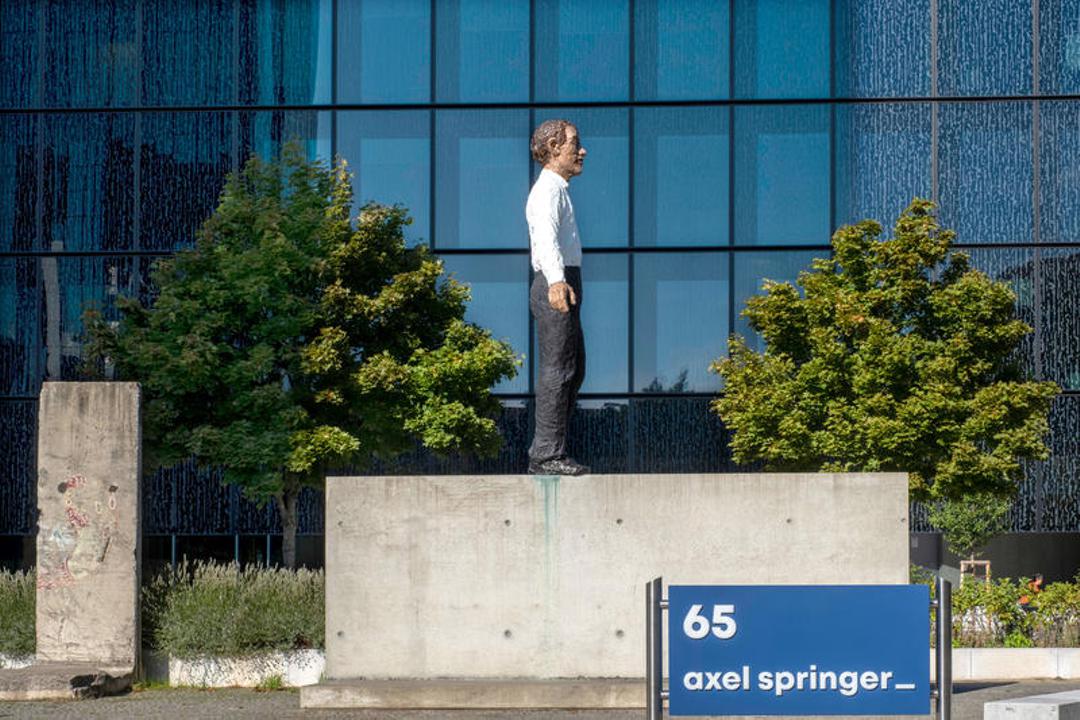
[0,1,42,108]
[0,115,37,252]
[834,0,930,98]
[337,0,430,104]
[0,259,41,396]
[143,0,236,106]
[631,396,734,472]
[239,0,333,105]
[1039,101,1080,244]
[439,254,529,394]
[733,251,818,353]
[0,400,36,535]
[534,0,629,102]
[633,252,727,392]
[834,103,932,229]
[534,108,628,247]
[938,102,1032,245]
[1039,248,1080,390]
[435,109,530,249]
[1040,1,1080,95]
[966,248,1036,381]
[634,106,728,246]
[733,0,829,99]
[141,112,233,251]
[337,111,430,246]
[531,254,628,393]
[634,0,729,100]
[938,0,1032,96]
[41,114,137,252]
[238,110,332,165]
[43,0,137,107]
[734,105,831,246]
[567,400,629,472]
[436,0,529,102]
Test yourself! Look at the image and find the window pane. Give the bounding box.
[835,0,930,98]
[143,0,235,106]
[734,105,830,246]
[44,0,138,107]
[568,400,628,473]
[0,115,37,251]
[733,0,829,99]
[733,251,818,353]
[531,254,629,393]
[631,396,732,472]
[337,111,430,246]
[634,106,728,247]
[1040,0,1080,95]
[436,0,529,102]
[440,254,529,394]
[238,110,332,169]
[633,252,727,392]
[966,248,1035,380]
[835,103,932,229]
[0,259,40,395]
[938,0,1031,96]
[141,112,234,251]
[534,108,628,247]
[337,0,430,104]
[1039,102,1080,244]
[0,400,36,534]
[534,0,629,102]
[938,102,1032,244]
[1,1,42,108]
[41,114,137,252]
[240,0,333,105]
[435,109,530,249]
[1039,249,1080,390]
[634,0,729,101]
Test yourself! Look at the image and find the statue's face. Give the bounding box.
[547,125,586,180]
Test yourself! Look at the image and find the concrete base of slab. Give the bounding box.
[0,662,133,700]
[300,678,643,709]
[985,690,1080,720]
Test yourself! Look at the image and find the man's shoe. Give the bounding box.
[528,457,590,476]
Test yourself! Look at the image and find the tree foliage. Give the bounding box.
[85,144,519,565]
[712,200,1057,504]
[928,492,1011,560]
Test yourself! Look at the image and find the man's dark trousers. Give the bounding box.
[529,266,585,464]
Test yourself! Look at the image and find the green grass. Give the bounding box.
[0,569,35,656]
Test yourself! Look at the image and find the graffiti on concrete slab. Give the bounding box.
[38,474,120,590]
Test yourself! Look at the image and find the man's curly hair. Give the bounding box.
[530,119,574,165]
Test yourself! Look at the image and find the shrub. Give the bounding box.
[152,561,324,658]
[952,577,1030,647]
[0,569,35,656]
[1030,579,1080,647]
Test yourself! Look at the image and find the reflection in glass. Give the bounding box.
[440,254,529,393]
[337,0,430,104]
[733,0,829,99]
[239,110,332,171]
[337,111,430,246]
[634,0,728,101]
[1040,1,1080,95]
[1039,102,1080,244]
[938,102,1032,245]
[534,108,628,247]
[143,0,235,106]
[435,110,530,249]
[0,115,38,252]
[733,251,818,353]
[436,0,529,102]
[734,105,830,246]
[633,252,727,392]
[635,107,728,246]
[239,0,333,105]
[44,0,138,107]
[938,0,1031,96]
[0,259,40,396]
[534,0,629,102]
[834,103,932,229]
[834,0,929,98]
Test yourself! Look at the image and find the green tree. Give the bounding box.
[928,492,1011,561]
[85,144,519,567]
[712,200,1058,527]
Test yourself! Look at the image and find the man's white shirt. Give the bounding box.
[526,168,582,285]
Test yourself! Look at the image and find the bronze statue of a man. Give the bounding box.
[526,119,589,476]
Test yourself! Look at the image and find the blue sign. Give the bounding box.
[667,585,929,716]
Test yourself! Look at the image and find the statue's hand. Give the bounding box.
[548,281,576,313]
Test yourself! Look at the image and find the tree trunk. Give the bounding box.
[275,488,299,569]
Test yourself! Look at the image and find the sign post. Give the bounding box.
[646,578,950,718]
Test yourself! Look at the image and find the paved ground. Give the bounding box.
[0,680,1076,719]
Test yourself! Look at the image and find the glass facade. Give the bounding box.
[3,0,1080,562]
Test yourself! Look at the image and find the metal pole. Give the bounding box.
[646,576,664,720]
[936,577,952,720]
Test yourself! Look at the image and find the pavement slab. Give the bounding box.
[0,662,132,701]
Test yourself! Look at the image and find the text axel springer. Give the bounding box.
[681,665,916,697]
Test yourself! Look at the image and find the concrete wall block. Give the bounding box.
[325,473,910,680]
[970,648,1059,680]
[168,650,324,688]
[35,382,141,668]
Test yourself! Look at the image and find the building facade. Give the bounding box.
[2,0,1080,566]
